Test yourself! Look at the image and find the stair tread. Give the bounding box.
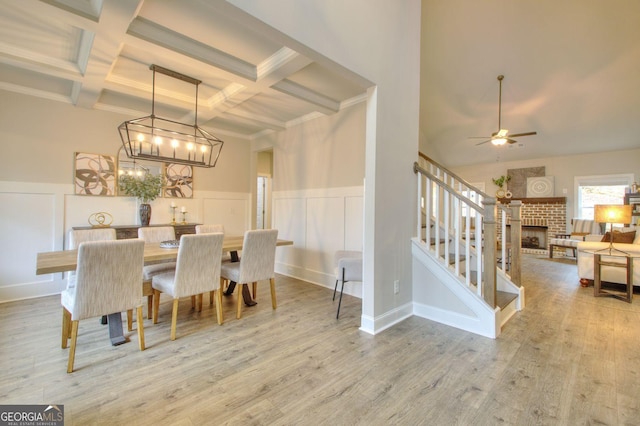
[496,290,518,309]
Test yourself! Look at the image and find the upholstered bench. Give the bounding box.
[549,219,601,258]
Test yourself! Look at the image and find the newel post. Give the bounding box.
[509,200,522,286]
[483,197,497,308]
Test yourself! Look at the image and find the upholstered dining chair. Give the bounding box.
[196,223,231,261]
[66,228,117,289]
[138,226,178,318]
[151,233,225,340]
[333,250,363,319]
[61,239,145,373]
[196,224,231,301]
[220,229,278,320]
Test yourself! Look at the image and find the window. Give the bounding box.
[575,174,633,220]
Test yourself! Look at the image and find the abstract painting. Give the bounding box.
[527,176,555,197]
[74,152,116,196]
[507,166,545,198]
[164,163,193,198]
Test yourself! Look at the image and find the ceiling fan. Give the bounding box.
[472,75,537,146]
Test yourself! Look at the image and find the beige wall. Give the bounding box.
[0,91,251,192]
[255,102,365,191]
[450,148,640,219]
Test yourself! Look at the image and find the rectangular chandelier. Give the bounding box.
[118,65,223,168]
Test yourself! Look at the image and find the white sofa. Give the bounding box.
[577,226,640,287]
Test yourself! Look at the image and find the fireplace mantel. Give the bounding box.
[498,197,566,204]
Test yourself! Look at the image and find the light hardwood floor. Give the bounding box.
[1,254,640,425]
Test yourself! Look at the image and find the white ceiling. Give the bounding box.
[0,0,368,141]
[1,0,639,168]
[421,0,640,167]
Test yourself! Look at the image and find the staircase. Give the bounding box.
[412,154,524,338]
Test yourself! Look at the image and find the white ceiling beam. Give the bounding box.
[74,0,144,108]
[126,17,257,82]
[222,109,286,131]
[272,79,340,115]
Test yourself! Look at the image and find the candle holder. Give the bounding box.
[170,206,177,225]
[181,211,187,225]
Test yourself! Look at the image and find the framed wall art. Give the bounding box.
[74,152,116,196]
[164,163,193,198]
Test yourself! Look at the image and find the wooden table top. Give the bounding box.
[36,236,293,275]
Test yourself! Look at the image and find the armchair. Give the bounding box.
[549,219,601,258]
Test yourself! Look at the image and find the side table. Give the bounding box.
[592,252,637,303]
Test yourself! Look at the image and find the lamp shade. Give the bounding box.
[594,204,633,225]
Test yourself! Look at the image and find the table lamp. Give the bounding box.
[594,204,633,255]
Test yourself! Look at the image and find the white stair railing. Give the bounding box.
[415,154,522,307]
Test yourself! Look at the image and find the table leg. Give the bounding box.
[107,313,127,346]
[594,254,602,297]
[626,256,633,303]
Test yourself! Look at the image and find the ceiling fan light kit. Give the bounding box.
[472,75,537,147]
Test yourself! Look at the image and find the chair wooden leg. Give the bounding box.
[270,278,277,310]
[215,289,223,325]
[136,306,145,351]
[252,282,257,299]
[61,308,71,349]
[67,320,79,373]
[147,295,153,319]
[236,285,244,319]
[127,309,133,331]
[153,289,161,324]
[197,294,203,312]
[170,299,179,341]
[209,291,214,305]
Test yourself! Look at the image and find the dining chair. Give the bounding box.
[66,228,117,289]
[152,233,225,340]
[61,239,145,373]
[138,226,178,318]
[333,250,363,319]
[220,229,278,319]
[196,223,231,260]
[196,224,231,302]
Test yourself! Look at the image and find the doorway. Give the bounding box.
[255,150,273,229]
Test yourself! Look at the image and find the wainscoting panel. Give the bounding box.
[272,196,306,273]
[0,182,252,303]
[202,195,250,236]
[272,186,363,297]
[0,182,68,302]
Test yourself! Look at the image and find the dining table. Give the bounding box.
[36,236,293,345]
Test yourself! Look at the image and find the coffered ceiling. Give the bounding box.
[0,0,368,140]
[2,1,639,168]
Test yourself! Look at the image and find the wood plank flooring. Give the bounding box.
[1,254,640,425]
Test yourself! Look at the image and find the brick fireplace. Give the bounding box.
[498,197,567,254]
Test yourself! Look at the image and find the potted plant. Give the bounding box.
[118,172,163,226]
[492,175,511,198]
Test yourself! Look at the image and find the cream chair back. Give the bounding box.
[138,226,176,243]
[172,233,225,298]
[196,224,225,234]
[66,239,145,321]
[68,228,116,249]
[236,229,278,284]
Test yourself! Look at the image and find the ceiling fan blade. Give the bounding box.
[506,138,518,144]
[508,131,537,138]
[475,139,491,146]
